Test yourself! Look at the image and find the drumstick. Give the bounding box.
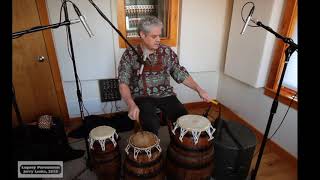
[203,99,219,118]
[210,99,219,105]
[136,118,146,139]
[136,117,143,132]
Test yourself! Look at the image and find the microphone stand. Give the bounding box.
[62,1,92,169]
[12,20,79,39]
[12,18,80,126]
[250,20,298,180]
[12,1,92,169]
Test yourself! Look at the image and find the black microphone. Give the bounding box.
[72,4,94,37]
[240,5,255,35]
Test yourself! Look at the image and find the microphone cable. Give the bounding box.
[268,92,297,140]
[241,1,259,28]
[252,92,298,158]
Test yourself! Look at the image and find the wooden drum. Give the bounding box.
[124,131,164,180]
[88,126,121,180]
[166,115,216,180]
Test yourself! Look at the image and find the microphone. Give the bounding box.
[240,5,255,35]
[139,53,147,75]
[72,4,94,37]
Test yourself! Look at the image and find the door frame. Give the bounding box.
[35,0,70,122]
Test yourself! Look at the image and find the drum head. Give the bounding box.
[89,126,115,140]
[177,115,210,132]
[130,131,158,148]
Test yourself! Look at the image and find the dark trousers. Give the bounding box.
[134,95,188,135]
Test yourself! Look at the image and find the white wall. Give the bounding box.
[217,0,297,157]
[173,0,231,103]
[179,0,222,72]
[46,0,230,117]
[46,0,121,117]
[224,0,285,88]
[217,75,297,157]
[46,0,116,81]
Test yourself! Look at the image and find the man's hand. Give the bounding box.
[119,83,140,121]
[197,87,211,103]
[128,102,140,121]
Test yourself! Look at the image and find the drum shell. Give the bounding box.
[90,138,121,180]
[166,121,214,180]
[124,145,164,180]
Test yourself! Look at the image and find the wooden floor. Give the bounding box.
[66,103,297,180]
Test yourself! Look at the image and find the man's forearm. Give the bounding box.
[182,76,202,92]
[119,83,140,120]
[119,83,135,107]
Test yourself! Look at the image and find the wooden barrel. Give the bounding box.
[124,131,164,180]
[166,115,215,180]
[89,126,121,180]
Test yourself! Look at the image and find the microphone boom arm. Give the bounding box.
[252,19,298,50]
[12,19,80,39]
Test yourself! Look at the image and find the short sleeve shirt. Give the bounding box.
[118,44,190,98]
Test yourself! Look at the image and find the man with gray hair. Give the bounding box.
[118,16,210,135]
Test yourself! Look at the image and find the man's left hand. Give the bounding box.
[197,88,211,102]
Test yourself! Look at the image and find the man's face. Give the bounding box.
[140,25,162,51]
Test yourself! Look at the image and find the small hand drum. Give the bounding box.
[125,131,162,160]
[124,131,164,179]
[88,126,118,151]
[88,126,121,180]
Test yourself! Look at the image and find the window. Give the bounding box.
[264,0,297,109]
[124,0,169,38]
[117,0,180,48]
[282,24,297,91]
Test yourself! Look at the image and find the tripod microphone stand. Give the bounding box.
[249,19,298,180]
[61,1,92,169]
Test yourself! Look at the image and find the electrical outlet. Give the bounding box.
[99,79,121,102]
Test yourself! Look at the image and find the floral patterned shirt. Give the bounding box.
[118,44,190,98]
